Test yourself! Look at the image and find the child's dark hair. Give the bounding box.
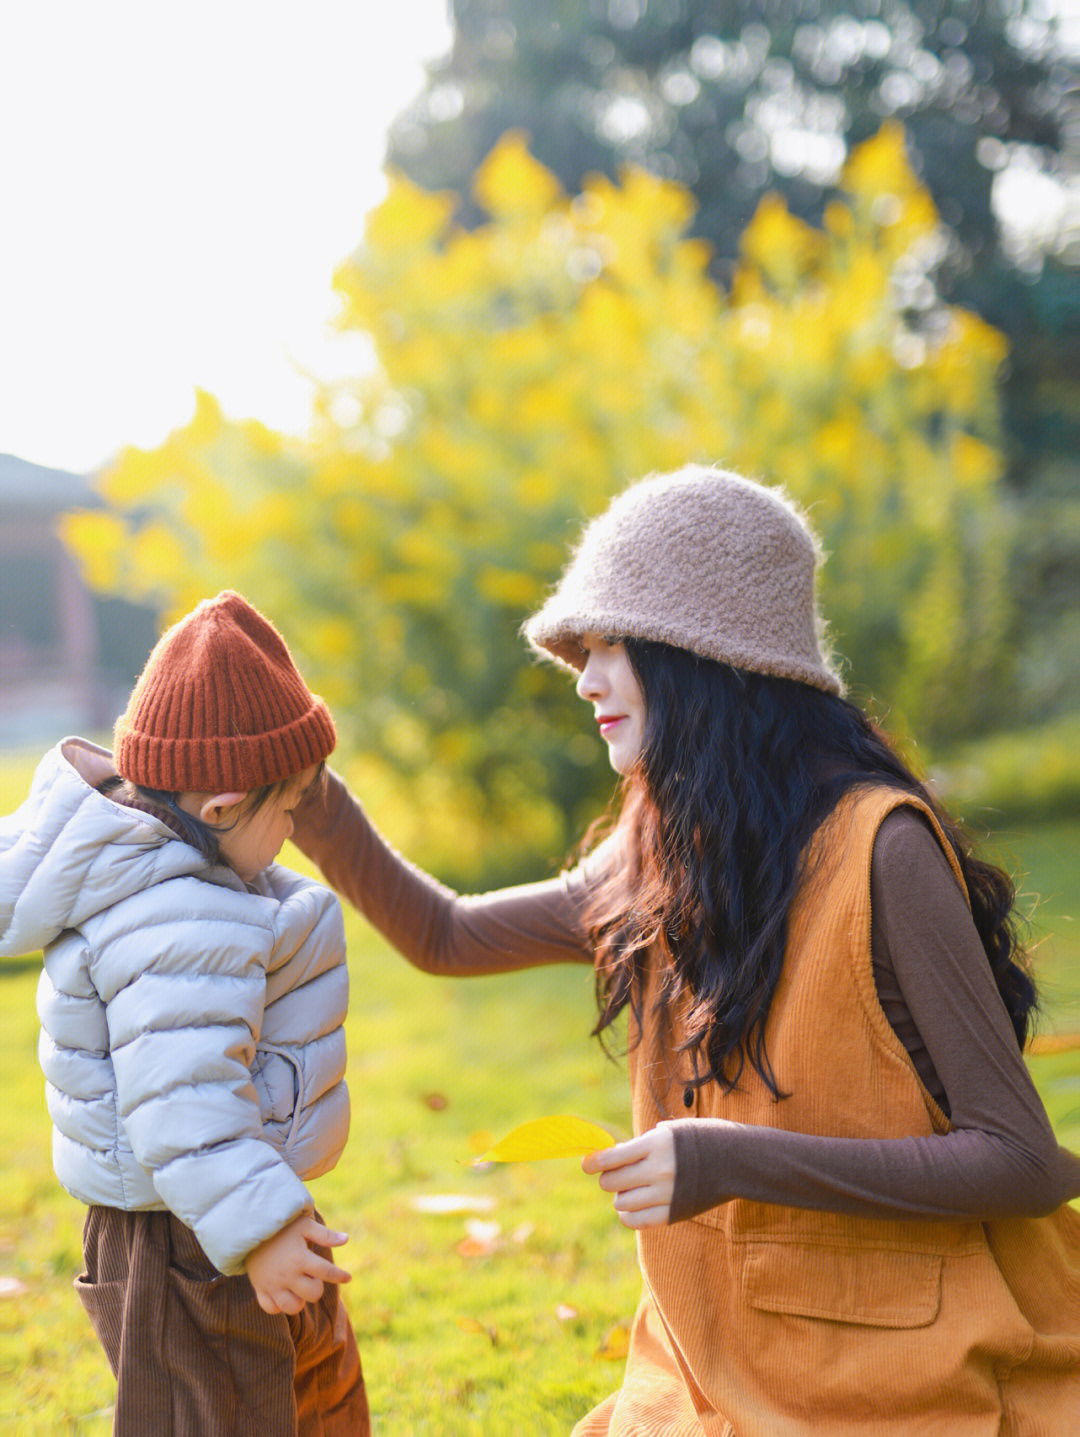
[97,764,326,869]
[584,639,1036,1100]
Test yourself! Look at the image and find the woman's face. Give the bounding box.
[575,633,646,775]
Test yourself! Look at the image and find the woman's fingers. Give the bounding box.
[582,1136,650,1174]
[595,1157,653,1194]
[614,1204,670,1229]
[584,1126,677,1226]
[613,1182,671,1213]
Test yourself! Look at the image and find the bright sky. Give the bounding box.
[1,1,453,474]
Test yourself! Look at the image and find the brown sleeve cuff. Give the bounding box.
[669,1119,725,1224]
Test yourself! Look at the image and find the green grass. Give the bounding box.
[1,922,640,1435]
[1,748,1078,1434]
[935,711,1080,826]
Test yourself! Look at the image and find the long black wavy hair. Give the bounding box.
[583,639,1036,1099]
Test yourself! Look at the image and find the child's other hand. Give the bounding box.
[582,1123,677,1228]
[244,1214,351,1315]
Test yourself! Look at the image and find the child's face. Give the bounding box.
[215,764,321,882]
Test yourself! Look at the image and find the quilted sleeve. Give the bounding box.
[90,883,314,1274]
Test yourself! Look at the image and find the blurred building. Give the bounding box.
[0,454,158,747]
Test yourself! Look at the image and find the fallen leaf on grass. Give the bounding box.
[408,1194,497,1215]
[456,1236,497,1258]
[595,1321,631,1360]
[456,1315,499,1345]
[456,1218,502,1257]
[473,1115,616,1164]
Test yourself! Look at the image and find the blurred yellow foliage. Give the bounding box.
[64,125,1013,882]
[471,130,564,218]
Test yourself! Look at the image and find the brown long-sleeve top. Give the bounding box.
[293,773,1080,1223]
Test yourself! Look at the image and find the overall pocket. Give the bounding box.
[740,1239,943,1328]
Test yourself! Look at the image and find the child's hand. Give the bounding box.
[244,1214,351,1315]
[582,1123,677,1228]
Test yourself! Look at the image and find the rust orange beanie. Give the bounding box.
[115,591,336,792]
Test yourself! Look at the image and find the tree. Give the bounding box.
[389,0,1080,727]
[391,1,1079,284]
[65,129,1014,882]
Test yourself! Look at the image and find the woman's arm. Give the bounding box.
[591,810,1080,1225]
[291,768,597,976]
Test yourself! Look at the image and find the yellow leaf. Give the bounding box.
[595,1321,631,1360]
[456,1316,499,1344]
[739,193,824,291]
[361,171,457,251]
[472,131,563,219]
[130,522,189,580]
[842,120,916,200]
[474,1116,615,1163]
[188,388,224,445]
[59,510,128,590]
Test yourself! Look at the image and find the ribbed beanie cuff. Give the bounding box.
[115,591,336,792]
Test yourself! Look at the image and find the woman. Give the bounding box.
[294,466,1080,1434]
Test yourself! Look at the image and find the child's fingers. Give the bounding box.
[306,1252,351,1285]
[258,1284,307,1315]
[302,1238,352,1284]
[300,1217,349,1248]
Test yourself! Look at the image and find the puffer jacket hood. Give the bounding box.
[2,739,350,1276]
[0,738,212,956]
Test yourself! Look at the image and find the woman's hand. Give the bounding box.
[244,1214,351,1315]
[582,1123,677,1228]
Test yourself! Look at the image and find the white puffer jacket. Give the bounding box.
[0,738,350,1275]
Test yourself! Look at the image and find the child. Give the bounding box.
[291,468,1080,1433]
[0,591,369,1436]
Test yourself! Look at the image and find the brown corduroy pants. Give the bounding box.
[76,1207,370,1437]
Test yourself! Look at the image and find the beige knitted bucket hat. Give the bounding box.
[523,465,844,695]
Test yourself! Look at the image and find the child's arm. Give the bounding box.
[91,880,319,1275]
[245,1214,351,1315]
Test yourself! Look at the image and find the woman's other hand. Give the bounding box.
[583,1123,677,1228]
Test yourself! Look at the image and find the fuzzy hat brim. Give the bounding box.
[522,467,844,697]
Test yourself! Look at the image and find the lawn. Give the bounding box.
[1,748,1077,1434]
